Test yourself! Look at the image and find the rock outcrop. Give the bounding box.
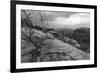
[42,39,89,61]
[21,27,90,63]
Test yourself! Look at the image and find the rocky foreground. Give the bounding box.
[21,27,90,63]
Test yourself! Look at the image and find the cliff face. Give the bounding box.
[21,27,90,63]
[73,27,90,52]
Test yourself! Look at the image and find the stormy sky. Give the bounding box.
[43,11,90,29]
[21,10,90,29]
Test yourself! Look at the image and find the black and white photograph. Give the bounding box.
[21,10,90,63]
[11,1,97,72]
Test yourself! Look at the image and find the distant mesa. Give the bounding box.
[72,27,90,52]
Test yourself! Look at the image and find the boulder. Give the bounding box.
[63,37,70,43]
[32,29,47,39]
[69,39,80,48]
[63,37,80,48]
[46,33,55,39]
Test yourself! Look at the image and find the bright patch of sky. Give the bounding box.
[42,11,90,29]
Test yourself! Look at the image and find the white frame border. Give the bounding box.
[16,4,95,69]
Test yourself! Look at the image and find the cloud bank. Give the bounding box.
[49,13,90,29]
